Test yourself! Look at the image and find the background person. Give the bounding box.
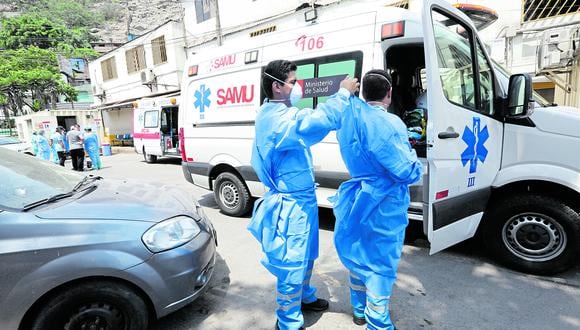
[67,125,84,171]
[332,69,422,329]
[49,127,66,166]
[247,59,359,330]
[35,130,51,161]
[83,127,102,170]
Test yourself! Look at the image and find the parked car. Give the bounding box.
[0,136,32,154]
[0,148,217,330]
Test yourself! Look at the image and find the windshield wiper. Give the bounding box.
[22,192,75,211]
[73,175,103,192]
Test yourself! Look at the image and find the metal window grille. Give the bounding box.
[126,45,146,73]
[152,36,168,65]
[523,0,580,23]
[101,57,118,81]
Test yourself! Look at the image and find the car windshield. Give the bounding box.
[0,148,84,210]
[0,136,20,145]
[491,59,551,107]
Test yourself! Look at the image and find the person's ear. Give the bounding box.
[272,81,281,93]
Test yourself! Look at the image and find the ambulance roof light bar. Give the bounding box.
[381,21,405,40]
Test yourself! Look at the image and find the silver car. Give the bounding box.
[0,148,217,330]
[0,136,32,154]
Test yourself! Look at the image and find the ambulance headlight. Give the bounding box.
[142,216,201,253]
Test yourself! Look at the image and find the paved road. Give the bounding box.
[96,151,580,330]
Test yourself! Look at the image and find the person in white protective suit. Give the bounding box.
[332,69,423,329]
[247,59,359,330]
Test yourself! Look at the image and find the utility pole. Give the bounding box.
[214,0,223,46]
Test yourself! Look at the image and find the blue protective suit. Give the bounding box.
[248,88,351,330]
[332,98,422,330]
[83,132,102,170]
[30,134,39,156]
[36,135,51,161]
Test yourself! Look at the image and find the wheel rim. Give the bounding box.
[501,212,567,262]
[64,303,125,330]
[219,181,239,209]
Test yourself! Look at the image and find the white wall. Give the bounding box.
[89,21,186,106]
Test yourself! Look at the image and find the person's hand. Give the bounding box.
[340,76,360,95]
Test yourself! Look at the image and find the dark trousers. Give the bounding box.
[57,151,66,167]
[70,148,84,171]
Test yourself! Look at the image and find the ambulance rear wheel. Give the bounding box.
[143,149,157,163]
[214,172,251,217]
[482,194,580,275]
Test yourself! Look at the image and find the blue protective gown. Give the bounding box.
[248,88,351,330]
[36,135,51,161]
[83,132,102,169]
[332,98,422,330]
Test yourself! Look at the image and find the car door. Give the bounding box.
[422,0,503,253]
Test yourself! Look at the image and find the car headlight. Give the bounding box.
[142,216,201,253]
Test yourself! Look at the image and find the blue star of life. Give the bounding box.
[194,84,211,114]
[461,117,489,174]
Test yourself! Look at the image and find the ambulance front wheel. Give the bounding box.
[143,149,157,163]
[482,194,580,275]
[214,172,252,217]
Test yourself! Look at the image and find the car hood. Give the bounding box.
[531,106,580,138]
[36,179,195,222]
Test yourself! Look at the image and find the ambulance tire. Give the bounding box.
[214,172,251,217]
[143,150,157,163]
[482,194,580,275]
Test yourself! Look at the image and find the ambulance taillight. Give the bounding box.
[179,127,189,161]
[188,65,198,77]
[381,21,405,40]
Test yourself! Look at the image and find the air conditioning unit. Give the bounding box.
[93,84,104,96]
[140,69,155,85]
[538,27,575,71]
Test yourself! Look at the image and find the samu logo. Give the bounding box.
[461,117,489,175]
[194,84,211,119]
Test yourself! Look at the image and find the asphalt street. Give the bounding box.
[94,150,580,330]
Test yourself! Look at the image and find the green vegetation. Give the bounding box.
[0,0,104,119]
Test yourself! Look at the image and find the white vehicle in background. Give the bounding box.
[0,136,32,155]
[133,95,181,163]
[177,0,580,275]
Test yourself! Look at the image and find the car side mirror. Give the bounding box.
[507,73,534,118]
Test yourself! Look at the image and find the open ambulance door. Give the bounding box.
[421,0,504,254]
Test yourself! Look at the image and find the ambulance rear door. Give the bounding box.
[422,0,503,253]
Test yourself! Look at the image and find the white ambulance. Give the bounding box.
[133,95,181,163]
[178,0,580,275]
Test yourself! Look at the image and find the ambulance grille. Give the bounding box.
[250,26,277,37]
[388,1,408,9]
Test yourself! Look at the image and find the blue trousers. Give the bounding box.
[276,261,317,330]
[350,272,394,330]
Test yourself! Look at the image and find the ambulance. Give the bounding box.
[133,95,181,163]
[178,0,580,275]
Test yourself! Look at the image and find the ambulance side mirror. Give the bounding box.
[506,73,534,118]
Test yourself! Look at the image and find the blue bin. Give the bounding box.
[101,144,112,156]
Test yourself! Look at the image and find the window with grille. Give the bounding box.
[195,0,214,23]
[126,45,146,74]
[152,36,168,65]
[523,0,580,22]
[101,57,118,81]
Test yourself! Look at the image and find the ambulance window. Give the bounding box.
[144,110,159,128]
[476,41,494,115]
[295,64,315,109]
[432,12,477,110]
[318,60,357,104]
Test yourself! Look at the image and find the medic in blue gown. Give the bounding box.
[83,127,102,170]
[332,69,422,330]
[35,130,51,161]
[247,60,359,330]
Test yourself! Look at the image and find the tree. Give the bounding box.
[0,47,78,117]
[23,0,104,29]
[0,14,97,57]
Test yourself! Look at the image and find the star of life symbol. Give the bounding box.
[461,117,489,174]
[194,84,211,118]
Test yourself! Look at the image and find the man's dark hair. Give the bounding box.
[262,60,297,99]
[362,69,392,102]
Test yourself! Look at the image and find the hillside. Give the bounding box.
[0,0,184,44]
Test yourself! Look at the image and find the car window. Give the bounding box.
[0,137,20,145]
[0,149,83,210]
[492,60,551,107]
